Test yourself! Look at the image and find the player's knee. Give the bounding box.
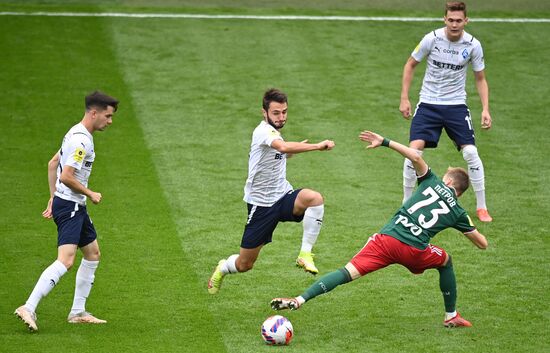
[59,257,75,270]
[87,249,101,261]
[461,145,479,163]
[302,189,323,206]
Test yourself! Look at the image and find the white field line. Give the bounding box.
[1,11,550,22]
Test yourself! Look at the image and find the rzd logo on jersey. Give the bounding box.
[395,215,422,236]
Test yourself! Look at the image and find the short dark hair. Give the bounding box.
[446,1,467,16]
[445,167,469,196]
[263,88,287,111]
[85,91,119,112]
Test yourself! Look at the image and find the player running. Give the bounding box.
[208,88,335,294]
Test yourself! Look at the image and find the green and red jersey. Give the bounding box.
[379,169,475,250]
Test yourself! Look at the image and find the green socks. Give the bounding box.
[438,257,457,313]
[301,268,352,302]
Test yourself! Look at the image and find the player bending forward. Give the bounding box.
[271,130,488,328]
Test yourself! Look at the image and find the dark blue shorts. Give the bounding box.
[52,196,97,248]
[410,103,475,150]
[240,189,304,249]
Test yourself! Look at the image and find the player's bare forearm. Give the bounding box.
[359,130,428,175]
[399,58,419,119]
[464,229,488,249]
[271,139,335,154]
[47,152,60,197]
[60,166,102,204]
[474,71,492,129]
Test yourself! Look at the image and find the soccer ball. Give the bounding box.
[261,315,294,345]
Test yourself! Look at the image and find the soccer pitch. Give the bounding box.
[1,1,549,352]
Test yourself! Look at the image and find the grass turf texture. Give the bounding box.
[1,1,549,352]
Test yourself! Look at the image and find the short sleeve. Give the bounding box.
[454,212,476,233]
[256,124,283,147]
[417,168,436,185]
[470,42,485,72]
[411,33,433,62]
[64,135,91,170]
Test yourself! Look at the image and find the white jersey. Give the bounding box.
[54,123,95,205]
[412,28,485,105]
[243,121,293,207]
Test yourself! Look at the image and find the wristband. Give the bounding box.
[382,138,391,147]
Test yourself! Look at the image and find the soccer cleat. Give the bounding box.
[296,251,318,275]
[14,306,38,332]
[476,209,493,223]
[443,312,472,328]
[67,311,107,324]
[207,259,226,294]
[271,298,301,311]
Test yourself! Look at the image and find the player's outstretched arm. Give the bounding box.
[271,139,335,155]
[463,229,488,249]
[359,130,428,176]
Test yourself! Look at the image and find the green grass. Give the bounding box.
[1,1,549,353]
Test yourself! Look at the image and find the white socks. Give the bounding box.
[301,204,324,253]
[462,145,487,209]
[445,311,457,321]
[70,259,99,315]
[403,150,423,202]
[221,254,239,274]
[25,260,67,313]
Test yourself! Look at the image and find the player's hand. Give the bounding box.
[359,130,383,148]
[42,197,53,219]
[399,99,412,119]
[481,110,492,129]
[317,140,335,151]
[89,191,102,204]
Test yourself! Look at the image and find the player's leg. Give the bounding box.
[15,197,79,332]
[208,246,263,295]
[404,141,425,202]
[68,228,106,324]
[404,103,443,202]
[461,144,492,222]
[292,189,324,274]
[271,233,388,311]
[271,265,355,311]
[444,104,492,222]
[15,245,73,332]
[438,255,472,328]
[208,204,274,294]
[404,241,472,328]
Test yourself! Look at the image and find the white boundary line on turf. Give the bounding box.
[1,11,550,22]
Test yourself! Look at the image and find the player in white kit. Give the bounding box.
[14,91,118,332]
[208,88,335,294]
[399,2,493,222]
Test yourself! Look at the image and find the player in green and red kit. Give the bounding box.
[271,130,488,328]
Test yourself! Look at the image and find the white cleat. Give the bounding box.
[15,306,38,332]
[67,311,107,324]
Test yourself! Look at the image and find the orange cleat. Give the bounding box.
[444,312,472,328]
[476,208,493,223]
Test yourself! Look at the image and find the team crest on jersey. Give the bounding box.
[462,49,469,59]
[73,147,86,163]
